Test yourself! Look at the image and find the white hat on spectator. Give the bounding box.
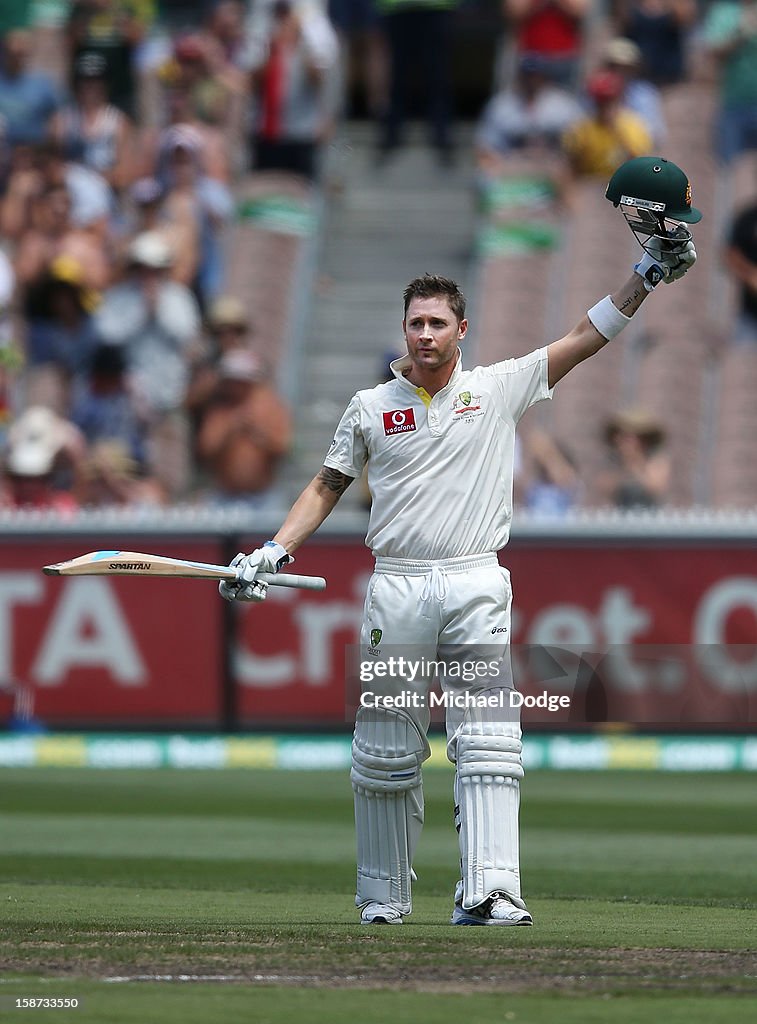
[218,348,264,383]
[603,38,643,68]
[207,295,250,331]
[128,231,174,269]
[160,123,204,155]
[6,407,69,477]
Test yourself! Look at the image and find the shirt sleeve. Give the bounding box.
[488,347,553,424]
[322,394,368,478]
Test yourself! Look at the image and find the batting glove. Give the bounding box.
[218,542,293,603]
[634,228,697,291]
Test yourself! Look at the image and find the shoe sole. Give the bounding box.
[360,916,403,925]
[451,912,533,927]
[451,919,533,926]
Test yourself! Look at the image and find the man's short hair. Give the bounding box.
[403,274,466,322]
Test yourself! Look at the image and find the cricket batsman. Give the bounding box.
[220,158,700,925]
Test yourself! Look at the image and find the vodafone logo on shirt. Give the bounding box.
[383,408,417,435]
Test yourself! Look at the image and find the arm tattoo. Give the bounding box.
[317,466,354,496]
[618,285,643,315]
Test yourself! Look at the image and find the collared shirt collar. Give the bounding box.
[390,349,464,392]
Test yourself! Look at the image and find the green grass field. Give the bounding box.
[1,764,756,1022]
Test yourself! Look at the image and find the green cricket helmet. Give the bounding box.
[606,156,701,253]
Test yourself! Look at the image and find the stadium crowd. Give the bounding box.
[0,0,329,510]
[0,1,756,512]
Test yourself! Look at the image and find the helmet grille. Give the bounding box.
[621,206,694,257]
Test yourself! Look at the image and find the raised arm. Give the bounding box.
[547,272,647,387]
[547,225,697,388]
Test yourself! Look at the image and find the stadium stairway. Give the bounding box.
[284,120,479,504]
[224,171,317,386]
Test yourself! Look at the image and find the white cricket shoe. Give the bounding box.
[451,889,533,926]
[360,902,403,925]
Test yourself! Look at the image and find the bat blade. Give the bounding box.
[43,550,238,579]
[42,550,326,590]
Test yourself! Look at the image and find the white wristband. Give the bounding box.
[587,295,632,341]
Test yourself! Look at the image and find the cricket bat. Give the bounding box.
[42,550,326,591]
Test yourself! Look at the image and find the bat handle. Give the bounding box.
[257,572,327,591]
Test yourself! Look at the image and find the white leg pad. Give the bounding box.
[351,706,429,915]
[454,722,525,910]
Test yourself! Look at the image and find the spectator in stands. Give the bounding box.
[67,0,155,116]
[39,142,113,234]
[195,347,291,507]
[51,51,134,193]
[503,0,589,89]
[13,182,111,293]
[613,0,697,87]
[597,408,671,509]
[205,0,248,71]
[78,438,165,507]
[0,404,86,513]
[521,428,579,515]
[154,74,233,183]
[0,249,16,448]
[0,143,41,242]
[186,294,254,424]
[703,0,757,164]
[561,69,652,180]
[475,52,582,180]
[156,124,233,307]
[245,0,340,180]
[163,32,237,132]
[22,255,102,408]
[377,0,458,163]
[70,342,147,469]
[198,0,249,171]
[121,175,200,292]
[724,196,757,344]
[599,36,666,149]
[93,230,201,498]
[0,29,63,152]
[329,0,387,119]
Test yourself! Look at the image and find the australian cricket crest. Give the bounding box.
[368,628,382,656]
[452,390,483,422]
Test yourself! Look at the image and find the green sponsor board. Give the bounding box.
[1,734,756,770]
[477,221,560,257]
[480,176,557,214]
[236,197,315,236]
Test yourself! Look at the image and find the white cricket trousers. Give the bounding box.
[352,553,525,914]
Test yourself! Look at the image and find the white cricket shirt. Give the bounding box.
[323,348,553,559]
